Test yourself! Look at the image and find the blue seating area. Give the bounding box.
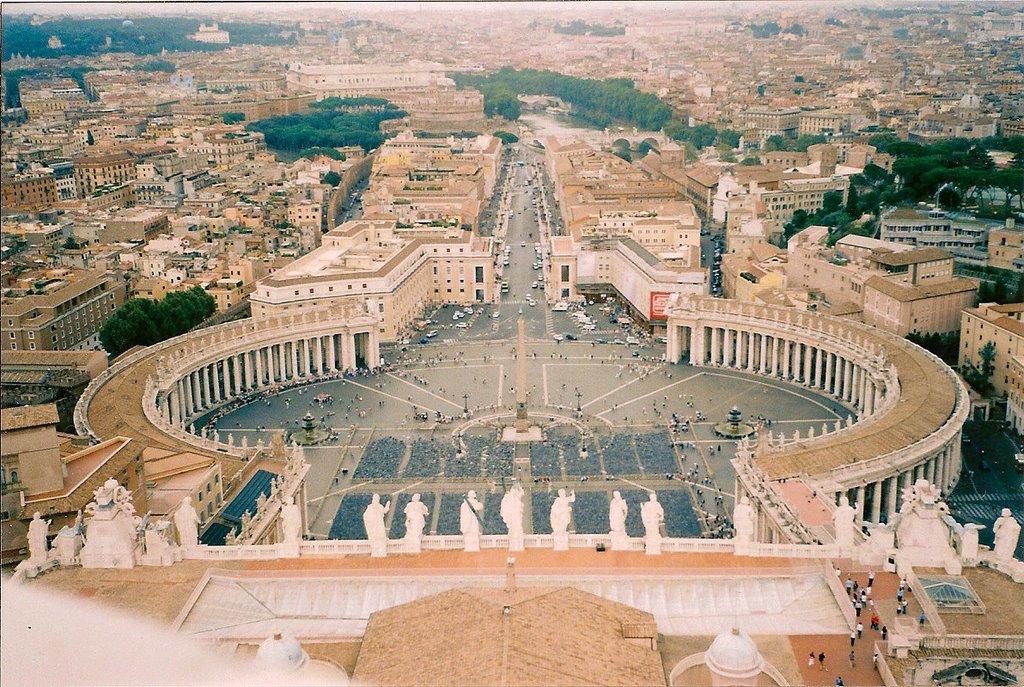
[388,492,436,539]
[573,491,610,534]
[530,442,562,477]
[484,442,514,477]
[563,439,598,476]
[531,490,556,534]
[404,439,442,478]
[328,493,373,539]
[445,443,480,477]
[658,490,703,538]
[636,432,680,474]
[482,492,506,534]
[353,437,405,479]
[436,492,468,535]
[221,469,276,524]
[598,435,640,475]
[619,490,649,537]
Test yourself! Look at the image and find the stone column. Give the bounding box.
[327,334,337,371]
[368,329,381,368]
[183,374,194,416]
[782,339,791,379]
[276,342,285,381]
[201,365,211,406]
[759,334,768,374]
[254,348,264,388]
[692,324,705,366]
[887,474,899,520]
[855,485,865,522]
[710,327,720,366]
[870,481,882,523]
[802,343,812,384]
[666,324,679,363]
[312,336,323,376]
[844,359,854,402]
[772,337,780,376]
[344,333,357,371]
[825,352,834,394]
[746,331,755,371]
[167,388,179,426]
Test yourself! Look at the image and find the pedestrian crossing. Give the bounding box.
[949,503,1023,525]
[947,490,1024,504]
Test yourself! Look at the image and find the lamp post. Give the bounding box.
[463,392,470,414]
[575,387,583,413]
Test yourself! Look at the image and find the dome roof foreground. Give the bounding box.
[705,628,764,680]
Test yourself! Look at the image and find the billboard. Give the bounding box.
[649,291,672,320]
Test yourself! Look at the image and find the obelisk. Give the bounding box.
[515,316,529,433]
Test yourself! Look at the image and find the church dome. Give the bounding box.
[705,628,764,680]
[256,632,309,673]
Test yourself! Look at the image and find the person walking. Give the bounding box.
[835,677,845,686]
[868,570,875,587]
[857,621,864,638]
[818,652,827,671]
[850,630,857,647]
[873,650,879,670]
[808,653,815,668]
[902,599,909,616]
[881,625,888,640]
[848,650,855,668]
[846,577,854,595]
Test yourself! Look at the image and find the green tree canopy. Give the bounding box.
[100,286,215,357]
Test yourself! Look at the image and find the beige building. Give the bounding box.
[1,404,63,495]
[960,302,1024,397]
[100,209,169,243]
[286,61,451,100]
[251,219,493,340]
[2,270,128,352]
[988,222,1024,271]
[73,152,135,197]
[720,243,787,302]
[1008,356,1024,435]
[742,106,800,138]
[787,229,977,336]
[862,277,977,337]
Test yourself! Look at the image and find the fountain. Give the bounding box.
[713,406,755,439]
[288,411,330,445]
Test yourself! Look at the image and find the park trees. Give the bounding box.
[99,286,216,358]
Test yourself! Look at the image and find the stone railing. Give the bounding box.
[918,635,1024,652]
[874,641,899,687]
[181,533,738,559]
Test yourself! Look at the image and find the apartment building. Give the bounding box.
[2,270,128,352]
[1,173,58,212]
[742,106,800,139]
[100,209,170,243]
[1008,356,1024,435]
[73,152,136,197]
[960,302,1024,397]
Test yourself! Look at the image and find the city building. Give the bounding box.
[988,220,1024,272]
[286,61,452,100]
[879,206,1001,265]
[251,219,494,340]
[72,152,136,198]
[189,22,230,44]
[960,302,1024,398]
[2,270,128,352]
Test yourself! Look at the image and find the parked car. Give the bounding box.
[565,333,578,341]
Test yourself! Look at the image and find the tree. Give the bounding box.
[717,143,737,163]
[99,286,215,357]
[962,340,997,396]
[846,185,859,218]
[321,171,341,187]
[493,131,519,144]
[821,190,844,214]
[86,129,95,146]
[1011,149,1024,170]
[62,236,80,250]
[222,112,245,125]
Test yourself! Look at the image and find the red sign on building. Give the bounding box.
[649,291,672,320]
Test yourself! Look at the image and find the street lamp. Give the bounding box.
[463,392,470,414]
[575,387,583,412]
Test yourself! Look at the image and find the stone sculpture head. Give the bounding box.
[412,493,421,502]
[558,488,567,497]
[649,493,658,503]
[613,490,622,500]
[371,494,381,504]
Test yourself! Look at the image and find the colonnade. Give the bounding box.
[159,328,379,428]
[671,323,885,416]
[665,295,969,539]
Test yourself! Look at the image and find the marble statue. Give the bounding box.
[893,479,961,574]
[403,493,430,553]
[173,497,201,549]
[957,522,984,565]
[28,512,50,564]
[609,491,629,550]
[80,478,141,569]
[281,497,303,545]
[500,482,525,552]
[550,488,575,551]
[460,490,484,552]
[53,524,83,566]
[641,493,665,555]
[993,508,1021,560]
[363,494,390,558]
[733,494,756,549]
[833,494,857,550]
[141,520,177,566]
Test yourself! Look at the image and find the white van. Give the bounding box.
[626,336,640,345]
[552,302,570,312]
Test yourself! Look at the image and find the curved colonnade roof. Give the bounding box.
[667,296,963,481]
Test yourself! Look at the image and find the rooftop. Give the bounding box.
[1,403,59,431]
